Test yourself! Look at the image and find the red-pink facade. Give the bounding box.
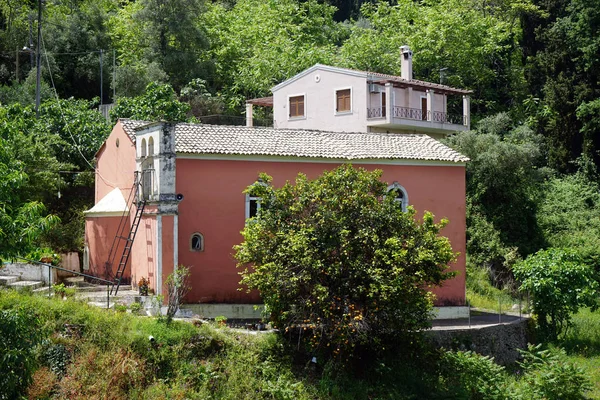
[85,121,467,306]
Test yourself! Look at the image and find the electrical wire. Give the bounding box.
[40,29,123,189]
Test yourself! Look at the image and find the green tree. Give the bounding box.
[134,0,209,90]
[339,0,531,116]
[538,168,600,269]
[0,103,61,257]
[110,82,191,123]
[202,0,342,109]
[235,165,456,359]
[521,0,600,171]
[513,248,598,339]
[444,114,549,284]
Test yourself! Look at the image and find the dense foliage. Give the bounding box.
[0,308,41,399]
[0,290,593,399]
[235,166,456,358]
[513,248,599,339]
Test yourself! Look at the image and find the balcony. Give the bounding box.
[367,106,468,135]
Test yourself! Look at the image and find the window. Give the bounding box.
[336,88,351,113]
[190,233,204,252]
[387,182,409,212]
[141,138,147,157]
[381,92,386,118]
[148,136,154,156]
[289,95,305,118]
[245,179,268,220]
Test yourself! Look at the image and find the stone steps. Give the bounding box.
[0,274,44,290]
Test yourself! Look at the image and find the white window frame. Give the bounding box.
[387,182,409,212]
[287,93,306,120]
[190,232,204,252]
[245,180,268,220]
[334,86,353,115]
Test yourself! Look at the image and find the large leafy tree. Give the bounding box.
[338,0,532,116]
[202,0,343,109]
[235,165,456,359]
[0,104,60,257]
[110,82,191,123]
[444,113,549,284]
[521,0,600,171]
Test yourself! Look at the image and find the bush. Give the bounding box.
[0,308,42,399]
[513,248,598,339]
[235,165,456,360]
[511,344,591,399]
[439,351,507,400]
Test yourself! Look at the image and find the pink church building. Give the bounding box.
[85,47,470,317]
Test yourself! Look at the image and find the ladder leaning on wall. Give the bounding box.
[105,172,146,296]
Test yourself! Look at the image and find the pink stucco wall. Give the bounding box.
[84,216,131,281]
[95,121,136,203]
[175,158,466,305]
[130,212,157,292]
[85,121,137,285]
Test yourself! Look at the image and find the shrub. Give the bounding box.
[166,265,192,321]
[0,308,42,399]
[511,344,591,399]
[513,248,598,339]
[235,165,456,359]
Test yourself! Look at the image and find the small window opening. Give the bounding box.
[245,179,268,220]
[141,138,147,157]
[148,137,155,156]
[190,233,204,252]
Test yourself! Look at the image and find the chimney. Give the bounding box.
[400,45,413,80]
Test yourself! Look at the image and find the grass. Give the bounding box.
[559,309,600,399]
[467,263,600,398]
[465,264,523,312]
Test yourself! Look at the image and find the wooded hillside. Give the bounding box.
[1,0,599,283]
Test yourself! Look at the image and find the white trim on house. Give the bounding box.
[177,153,467,167]
[272,64,366,92]
[287,92,307,120]
[334,86,353,115]
[156,215,162,295]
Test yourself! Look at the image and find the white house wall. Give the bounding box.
[273,67,368,132]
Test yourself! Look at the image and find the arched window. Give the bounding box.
[387,182,409,212]
[190,232,204,252]
[245,179,268,220]
[141,138,147,158]
[148,136,154,156]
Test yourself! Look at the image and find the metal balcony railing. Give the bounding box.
[367,106,466,126]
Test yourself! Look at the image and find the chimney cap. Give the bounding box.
[400,45,412,53]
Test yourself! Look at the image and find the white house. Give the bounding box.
[246,46,472,139]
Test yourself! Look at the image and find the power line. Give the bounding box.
[40,29,121,189]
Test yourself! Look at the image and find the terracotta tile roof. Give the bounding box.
[174,123,469,163]
[119,119,150,140]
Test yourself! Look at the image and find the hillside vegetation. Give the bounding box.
[0,290,594,399]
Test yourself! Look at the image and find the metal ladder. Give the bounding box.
[105,172,146,296]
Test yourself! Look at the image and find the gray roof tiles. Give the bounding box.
[119,120,469,163]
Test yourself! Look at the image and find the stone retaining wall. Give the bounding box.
[426,318,532,365]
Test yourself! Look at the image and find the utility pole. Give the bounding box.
[99,49,103,105]
[15,47,19,82]
[113,49,116,102]
[35,0,42,118]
